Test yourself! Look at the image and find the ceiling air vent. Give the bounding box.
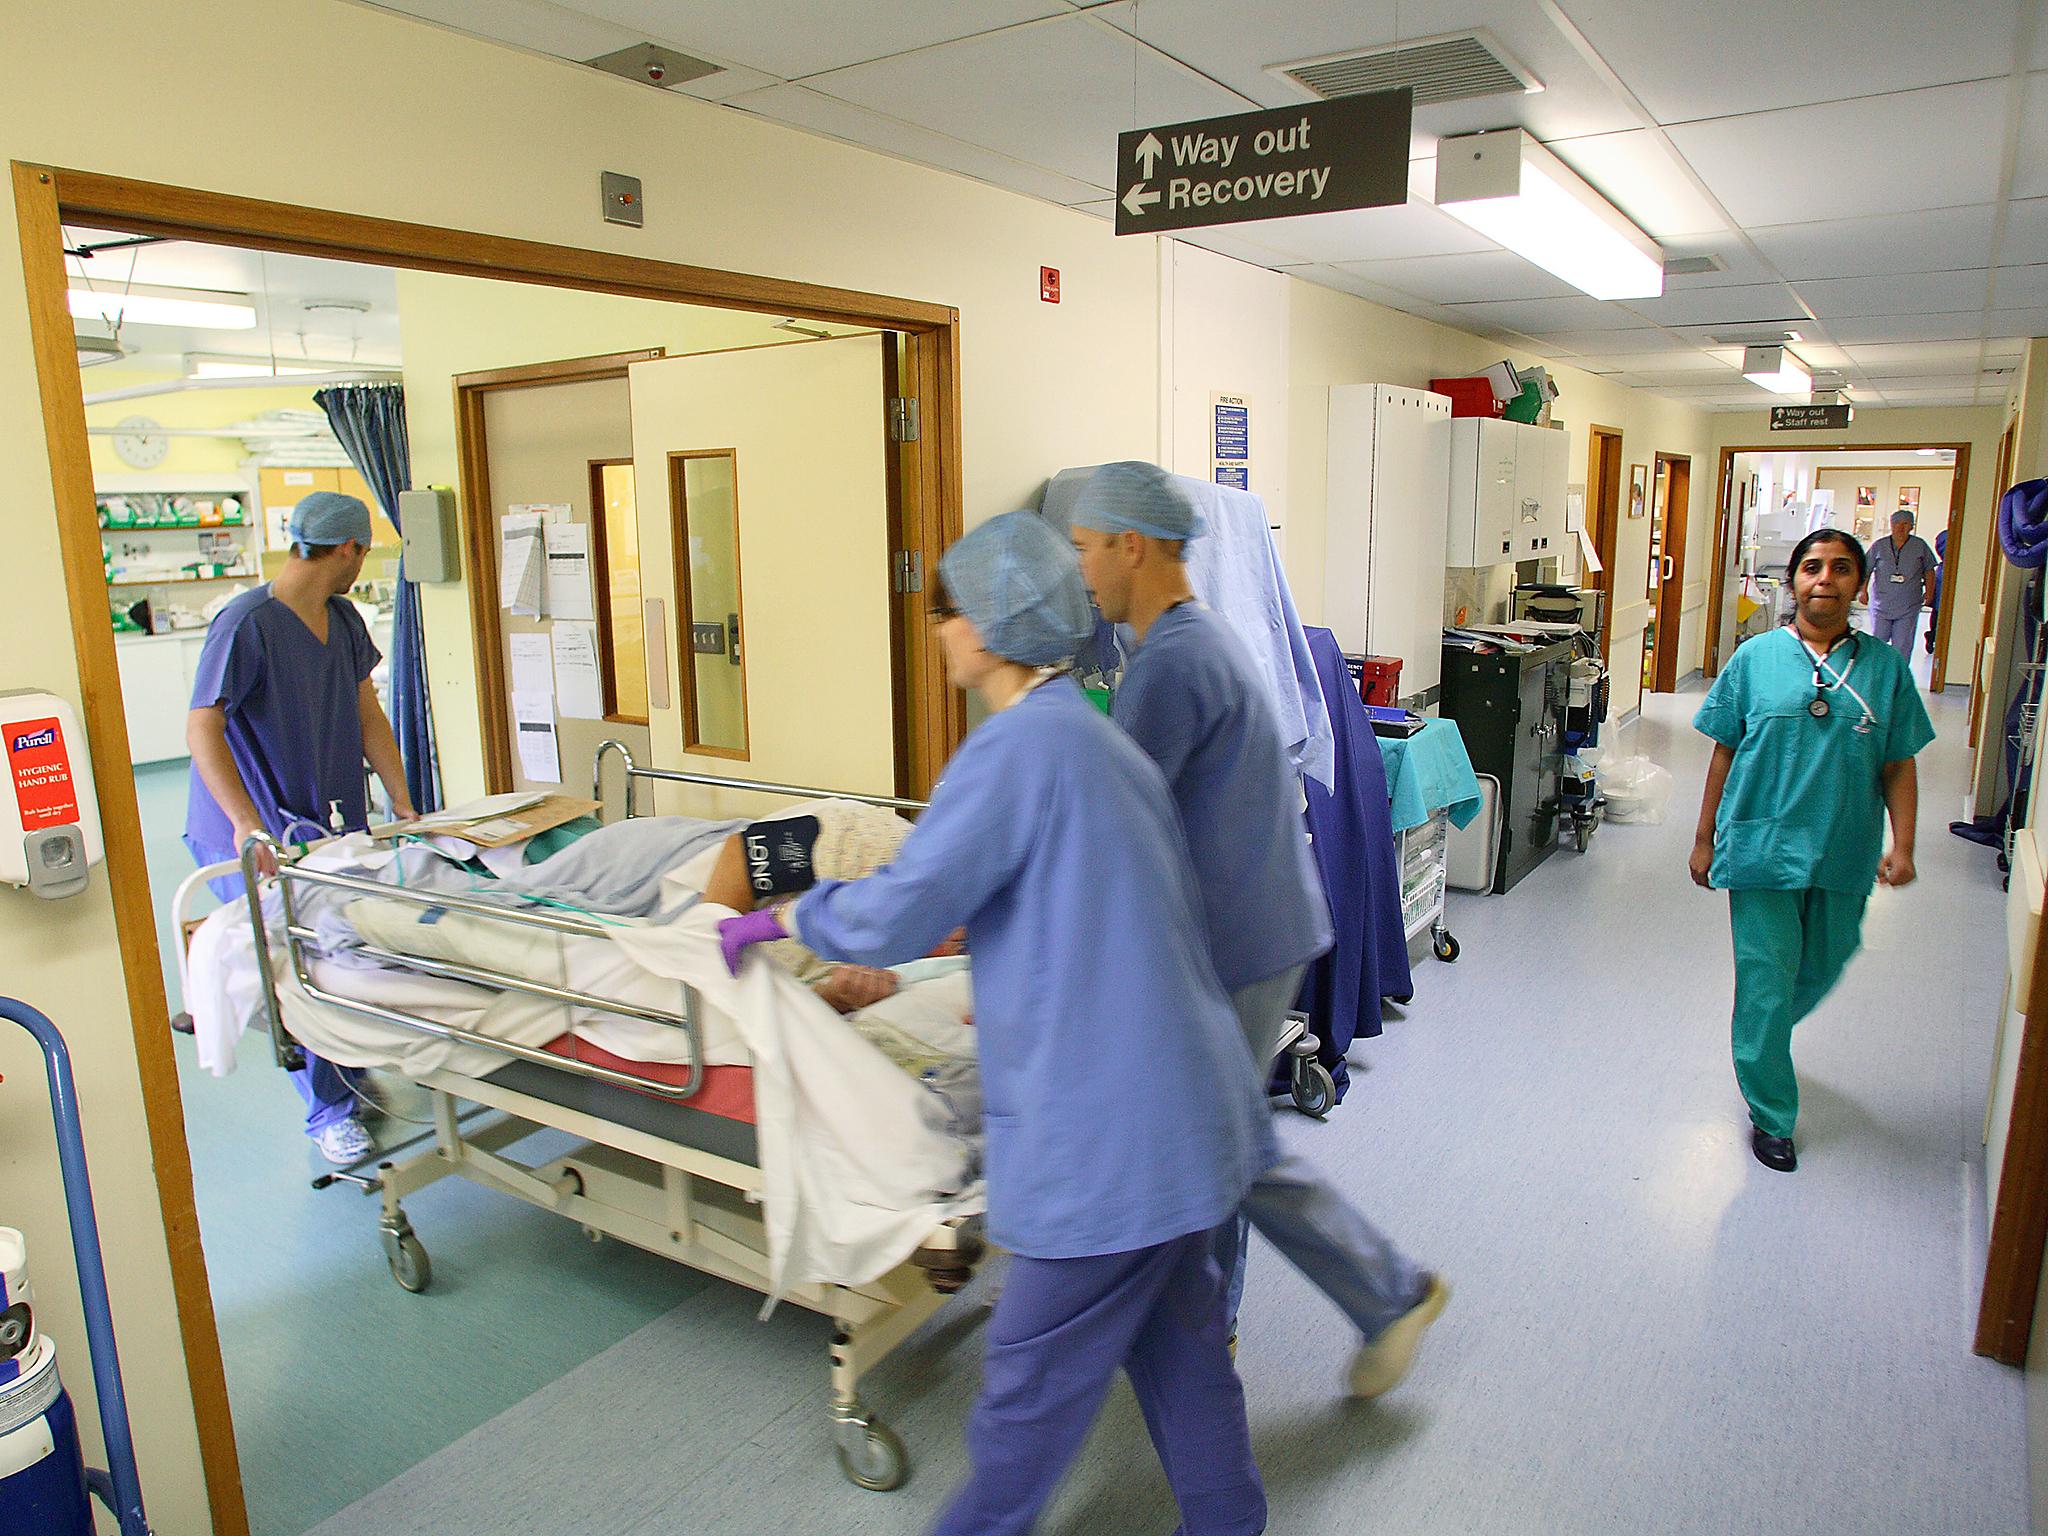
[583,42,722,90]
[1273,29,1540,106]
[1705,326,1805,347]
[1663,254,1726,277]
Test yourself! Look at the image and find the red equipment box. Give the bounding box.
[1428,376,1503,418]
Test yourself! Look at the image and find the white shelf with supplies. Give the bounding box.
[1446,417,1570,567]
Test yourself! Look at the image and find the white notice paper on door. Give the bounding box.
[500,512,545,615]
[550,621,605,719]
[509,632,553,700]
[544,524,595,621]
[512,691,561,783]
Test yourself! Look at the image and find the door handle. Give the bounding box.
[1661,555,1674,583]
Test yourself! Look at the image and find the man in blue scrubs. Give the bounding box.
[185,491,416,1165]
[721,511,1272,1535]
[1070,461,1448,1397]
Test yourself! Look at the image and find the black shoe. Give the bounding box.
[1750,1124,1796,1173]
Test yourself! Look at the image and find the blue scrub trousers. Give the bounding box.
[1728,887,1870,1139]
[196,856,363,1138]
[1215,968,1428,1342]
[1868,609,1920,665]
[932,1230,1264,1536]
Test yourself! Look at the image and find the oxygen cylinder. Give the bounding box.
[0,1229,95,1536]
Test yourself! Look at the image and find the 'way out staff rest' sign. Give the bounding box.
[1115,88,1412,236]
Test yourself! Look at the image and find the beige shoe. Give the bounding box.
[1347,1274,1449,1398]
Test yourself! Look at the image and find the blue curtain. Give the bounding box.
[314,383,440,813]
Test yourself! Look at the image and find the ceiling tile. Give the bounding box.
[1750,205,1999,281]
[1542,129,1730,241]
[1441,295,1651,336]
[729,84,1111,202]
[2015,74,2048,202]
[1663,79,2010,226]
[558,0,1066,80]
[1845,340,1999,371]
[1794,268,1992,318]
[1986,308,2048,340]
[799,12,1247,189]
[2007,198,2048,267]
[1330,250,1578,305]
[1281,265,1469,327]
[1069,199,1115,219]
[1170,225,1303,269]
[1088,0,1639,145]
[1622,281,1806,328]
[1590,351,1744,377]
[1241,196,1501,266]
[1825,312,1991,345]
[1991,263,2048,308]
[1532,327,1695,354]
[1552,0,2024,124]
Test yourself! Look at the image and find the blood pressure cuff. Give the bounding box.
[740,815,822,898]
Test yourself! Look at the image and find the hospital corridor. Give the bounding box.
[5,3,2048,1535]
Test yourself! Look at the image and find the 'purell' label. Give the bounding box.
[6,716,78,830]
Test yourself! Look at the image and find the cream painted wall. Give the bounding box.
[83,366,324,480]
[1162,243,1290,527]
[0,1,1758,1524]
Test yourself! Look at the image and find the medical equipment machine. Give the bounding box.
[182,745,982,1493]
[0,997,152,1535]
[0,693,102,899]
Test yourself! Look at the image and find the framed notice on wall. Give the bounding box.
[1210,392,1250,490]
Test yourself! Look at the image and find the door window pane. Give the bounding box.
[591,460,648,723]
[671,451,748,756]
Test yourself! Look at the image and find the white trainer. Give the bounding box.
[1347,1273,1450,1398]
[313,1117,373,1167]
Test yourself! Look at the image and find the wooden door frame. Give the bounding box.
[12,160,968,1536]
[1711,441,1973,693]
[586,454,650,728]
[1650,452,1692,693]
[1970,421,2021,749]
[1978,916,2048,1363]
[458,349,662,787]
[1585,425,1623,654]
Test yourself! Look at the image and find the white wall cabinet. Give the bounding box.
[1447,417,1569,567]
[118,634,208,764]
[1323,384,1452,700]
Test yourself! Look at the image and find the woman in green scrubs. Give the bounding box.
[1690,528,1934,1172]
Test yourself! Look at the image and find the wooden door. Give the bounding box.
[1585,427,1623,652]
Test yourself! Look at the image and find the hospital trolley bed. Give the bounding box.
[181,753,983,1493]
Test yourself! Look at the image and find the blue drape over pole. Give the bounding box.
[314,383,440,813]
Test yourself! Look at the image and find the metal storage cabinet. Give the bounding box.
[1438,638,1574,893]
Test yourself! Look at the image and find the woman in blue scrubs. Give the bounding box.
[1690,528,1934,1173]
[721,510,1274,1535]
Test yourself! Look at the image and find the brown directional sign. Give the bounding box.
[1770,404,1853,430]
[1115,89,1412,236]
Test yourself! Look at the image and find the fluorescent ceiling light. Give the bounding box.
[1743,344,1811,396]
[184,354,392,380]
[1433,129,1664,301]
[67,283,256,331]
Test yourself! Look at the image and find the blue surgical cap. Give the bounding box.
[290,490,373,548]
[939,510,1095,667]
[1068,460,1205,542]
[1890,507,1916,526]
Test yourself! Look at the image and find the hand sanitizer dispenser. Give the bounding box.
[0,693,102,900]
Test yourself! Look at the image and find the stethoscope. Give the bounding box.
[1794,630,1875,734]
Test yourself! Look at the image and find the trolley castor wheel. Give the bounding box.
[833,1411,909,1492]
[1433,930,1460,963]
[382,1229,431,1293]
[1291,1060,1336,1120]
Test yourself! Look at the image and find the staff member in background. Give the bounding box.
[1069,461,1448,1398]
[720,511,1273,1536]
[1690,528,1933,1173]
[185,490,416,1167]
[1861,507,1937,666]
[1925,527,1948,654]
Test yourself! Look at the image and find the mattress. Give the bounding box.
[484,1036,760,1165]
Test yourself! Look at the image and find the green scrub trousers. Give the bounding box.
[1727,886,1870,1138]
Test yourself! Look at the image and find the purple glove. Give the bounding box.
[718,906,789,975]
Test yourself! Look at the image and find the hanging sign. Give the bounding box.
[1769,404,1853,430]
[1115,88,1412,236]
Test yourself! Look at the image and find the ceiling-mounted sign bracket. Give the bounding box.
[1114,87,1412,237]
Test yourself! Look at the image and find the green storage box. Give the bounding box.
[1502,381,1544,424]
